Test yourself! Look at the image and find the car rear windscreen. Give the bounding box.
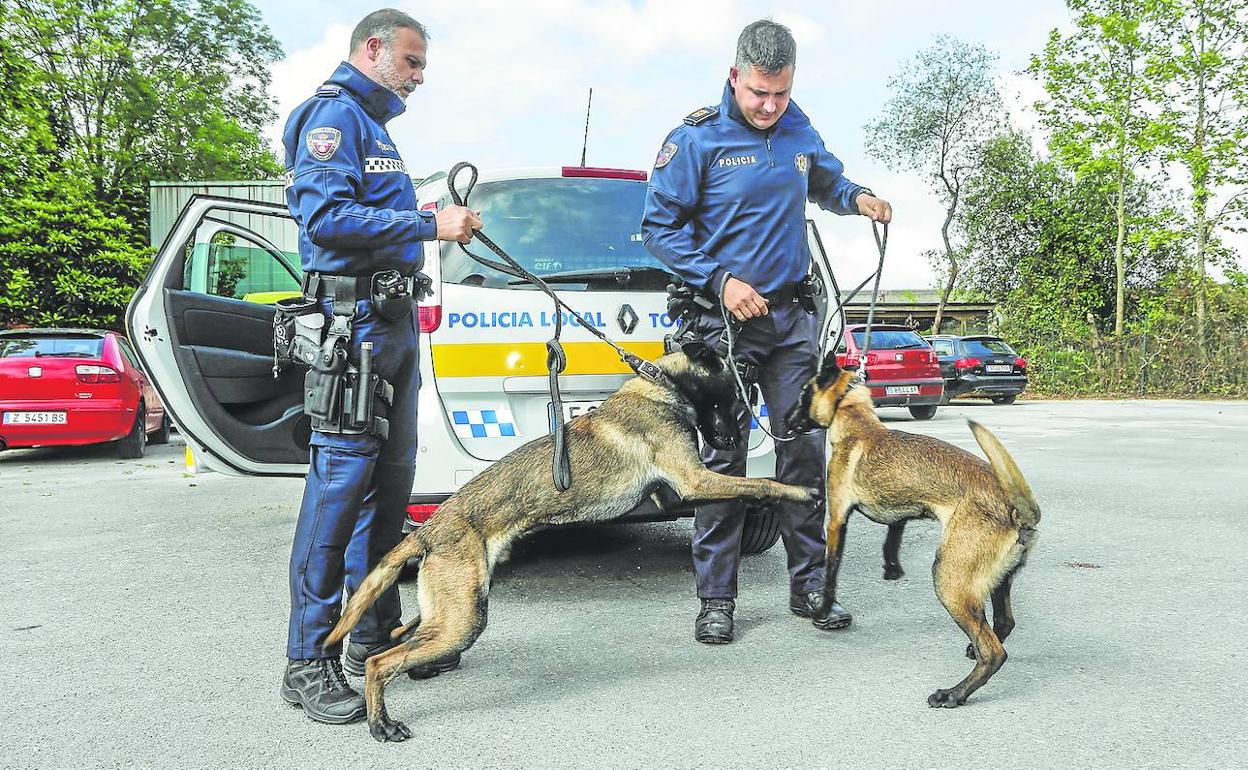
[0,335,104,358]
[850,330,928,350]
[964,338,1016,357]
[439,177,670,289]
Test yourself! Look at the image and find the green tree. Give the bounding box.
[8,0,283,220]
[0,4,152,330]
[1153,0,1248,356]
[865,36,1005,333]
[1030,0,1175,336]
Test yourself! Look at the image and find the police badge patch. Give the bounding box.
[306,127,342,161]
[654,142,679,169]
[794,152,809,176]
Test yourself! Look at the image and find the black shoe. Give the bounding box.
[280,658,365,724]
[345,639,462,680]
[694,598,735,644]
[789,590,827,618]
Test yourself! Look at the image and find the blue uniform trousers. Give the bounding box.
[689,301,826,599]
[287,299,420,660]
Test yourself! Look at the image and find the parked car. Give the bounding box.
[925,334,1028,404]
[125,168,842,555]
[0,328,170,457]
[833,324,944,419]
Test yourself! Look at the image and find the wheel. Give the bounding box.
[909,404,938,420]
[740,507,782,554]
[117,403,147,458]
[148,414,171,444]
[992,395,1016,405]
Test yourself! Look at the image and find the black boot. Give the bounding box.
[280,657,365,724]
[790,590,852,629]
[344,639,462,680]
[694,598,735,644]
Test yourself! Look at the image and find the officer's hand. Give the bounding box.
[435,205,483,243]
[722,276,768,322]
[856,194,893,223]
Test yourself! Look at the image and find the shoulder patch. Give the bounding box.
[306,127,342,161]
[654,142,679,169]
[683,106,718,126]
[315,84,342,98]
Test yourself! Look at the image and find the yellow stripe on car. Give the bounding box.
[431,341,666,377]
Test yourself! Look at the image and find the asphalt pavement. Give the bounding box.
[1,399,1246,769]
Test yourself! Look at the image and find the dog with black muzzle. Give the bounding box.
[325,341,821,741]
[784,353,1040,708]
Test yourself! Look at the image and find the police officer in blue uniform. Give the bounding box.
[279,9,481,724]
[642,19,893,644]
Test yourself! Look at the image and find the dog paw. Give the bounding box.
[801,486,823,505]
[883,564,904,580]
[369,710,413,743]
[927,688,966,708]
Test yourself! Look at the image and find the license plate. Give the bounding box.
[3,411,67,424]
[885,385,919,396]
[548,400,603,431]
[985,364,1012,373]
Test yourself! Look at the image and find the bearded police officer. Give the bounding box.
[642,19,893,644]
[280,9,481,724]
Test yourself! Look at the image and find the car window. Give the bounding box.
[964,338,1016,357]
[183,227,302,302]
[116,338,142,371]
[439,177,668,290]
[850,329,928,350]
[930,339,955,356]
[0,335,104,358]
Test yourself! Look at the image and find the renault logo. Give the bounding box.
[617,304,639,334]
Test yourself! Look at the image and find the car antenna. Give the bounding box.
[579,87,592,167]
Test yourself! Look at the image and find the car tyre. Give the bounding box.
[992,395,1017,405]
[117,404,148,459]
[148,415,171,444]
[741,507,782,554]
[909,405,938,420]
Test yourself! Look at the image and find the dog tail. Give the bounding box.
[968,419,1041,528]
[323,531,428,650]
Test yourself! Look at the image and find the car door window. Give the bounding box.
[116,338,143,372]
[183,224,302,303]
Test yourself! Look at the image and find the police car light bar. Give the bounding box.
[561,166,647,181]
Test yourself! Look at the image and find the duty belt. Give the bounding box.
[302,272,414,301]
[760,282,802,305]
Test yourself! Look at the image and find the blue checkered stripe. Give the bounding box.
[750,404,770,430]
[451,409,517,439]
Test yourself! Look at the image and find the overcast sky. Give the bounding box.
[251,0,1076,289]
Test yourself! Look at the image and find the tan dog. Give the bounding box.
[325,341,820,741]
[784,353,1040,707]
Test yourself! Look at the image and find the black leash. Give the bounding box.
[446,162,669,490]
[821,221,889,378]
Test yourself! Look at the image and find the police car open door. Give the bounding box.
[126,195,309,476]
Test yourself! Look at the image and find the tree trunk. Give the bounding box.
[1192,19,1209,361]
[933,192,960,334]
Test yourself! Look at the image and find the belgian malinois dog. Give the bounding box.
[325,341,820,741]
[784,353,1040,708]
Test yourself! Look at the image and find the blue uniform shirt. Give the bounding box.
[642,81,868,295]
[283,62,436,277]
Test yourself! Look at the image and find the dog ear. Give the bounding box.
[816,350,841,388]
[680,340,718,366]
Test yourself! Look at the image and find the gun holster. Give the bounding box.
[798,273,824,314]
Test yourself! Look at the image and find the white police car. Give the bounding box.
[126,166,837,554]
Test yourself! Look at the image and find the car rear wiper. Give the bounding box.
[508,266,672,287]
[36,351,93,357]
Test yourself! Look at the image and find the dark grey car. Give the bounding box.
[925,335,1028,404]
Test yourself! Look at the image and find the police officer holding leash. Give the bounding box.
[278,9,481,725]
[642,19,892,644]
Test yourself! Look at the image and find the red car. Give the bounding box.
[834,323,944,419]
[0,328,170,457]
